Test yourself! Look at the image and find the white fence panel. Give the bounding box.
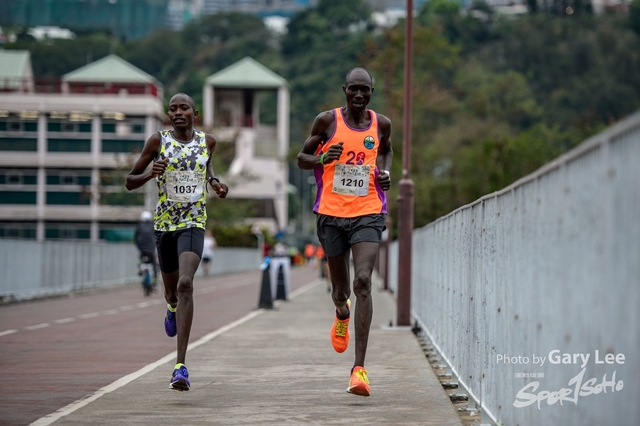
[388,110,640,425]
[0,240,261,301]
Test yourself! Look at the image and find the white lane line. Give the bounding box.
[24,323,50,331]
[29,309,265,426]
[3,279,258,338]
[29,277,323,426]
[287,279,323,299]
[1,296,164,338]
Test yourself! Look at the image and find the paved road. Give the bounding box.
[0,267,319,426]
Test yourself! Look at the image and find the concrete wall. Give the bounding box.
[0,239,261,301]
[388,111,640,425]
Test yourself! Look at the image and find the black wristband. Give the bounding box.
[208,177,220,185]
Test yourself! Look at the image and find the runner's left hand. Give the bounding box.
[377,170,391,191]
[212,182,228,198]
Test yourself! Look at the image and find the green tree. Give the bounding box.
[632,0,640,34]
[8,33,112,76]
[480,14,640,130]
[182,11,280,71]
[282,0,374,144]
[454,63,541,129]
[7,7,639,232]
[118,28,189,86]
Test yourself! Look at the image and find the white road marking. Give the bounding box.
[24,323,50,331]
[0,280,252,338]
[29,278,323,426]
[29,310,265,426]
[287,279,323,299]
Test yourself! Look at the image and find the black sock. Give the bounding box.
[336,307,350,321]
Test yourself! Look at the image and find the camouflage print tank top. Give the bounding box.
[154,130,208,231]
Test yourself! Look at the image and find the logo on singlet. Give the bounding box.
[363,136,375,149]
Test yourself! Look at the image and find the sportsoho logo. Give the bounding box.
[495,349,625,410]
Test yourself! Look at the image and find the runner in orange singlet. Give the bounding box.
[297,68,392,397]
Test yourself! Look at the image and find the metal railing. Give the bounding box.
[0,239,261,301]
[387,110,640,425]
[0,77,160,96]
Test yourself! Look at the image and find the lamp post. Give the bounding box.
[396,0,414,327]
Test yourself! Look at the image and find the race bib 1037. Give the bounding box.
[166,171,204,203]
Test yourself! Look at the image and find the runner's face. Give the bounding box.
[344,71,372,112]
[168,96,196,130]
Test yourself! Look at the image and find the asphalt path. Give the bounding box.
[0,267,320,426]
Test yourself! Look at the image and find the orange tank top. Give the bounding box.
[313,107,387,218]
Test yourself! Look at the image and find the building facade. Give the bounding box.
[0,0,171,40]
[203,57,290,234]
[0,52,291,241]
[0,52,164,241]
[201,0,314,15]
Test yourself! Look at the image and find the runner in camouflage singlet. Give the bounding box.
[126,93,228,392]
[154,129,208,231]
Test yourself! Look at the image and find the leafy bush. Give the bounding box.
[209,224,258,248]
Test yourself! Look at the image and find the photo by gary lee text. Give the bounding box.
[496,350,625,369]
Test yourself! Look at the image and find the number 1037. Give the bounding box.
[173,185,198,194]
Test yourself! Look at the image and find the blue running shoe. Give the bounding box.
[164,309,177,337]
[169,365,190,391]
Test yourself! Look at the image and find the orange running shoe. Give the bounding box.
[347,366,370,396]
[330,299,351,353]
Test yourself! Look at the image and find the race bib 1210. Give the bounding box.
[332,163,370,196]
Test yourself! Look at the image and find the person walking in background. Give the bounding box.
[315,244,330,291]
[126,93,228,391]
[262,240,272,258]
[297,68,392,397]
[273,241,288,257]
[304,242,316,268]
[201,230,217,277]
[134,210,158,286]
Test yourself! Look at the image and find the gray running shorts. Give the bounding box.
[316,213,385,257]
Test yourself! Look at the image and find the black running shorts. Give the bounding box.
[316,213,386,258]
[155,227,205,273]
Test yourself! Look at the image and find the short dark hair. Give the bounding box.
[170,93,196,110]
[345,68,373,86]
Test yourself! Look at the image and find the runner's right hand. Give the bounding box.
[151,158,169,177]
[322,142,344,164]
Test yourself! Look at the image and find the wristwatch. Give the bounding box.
[381,170,390,177]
